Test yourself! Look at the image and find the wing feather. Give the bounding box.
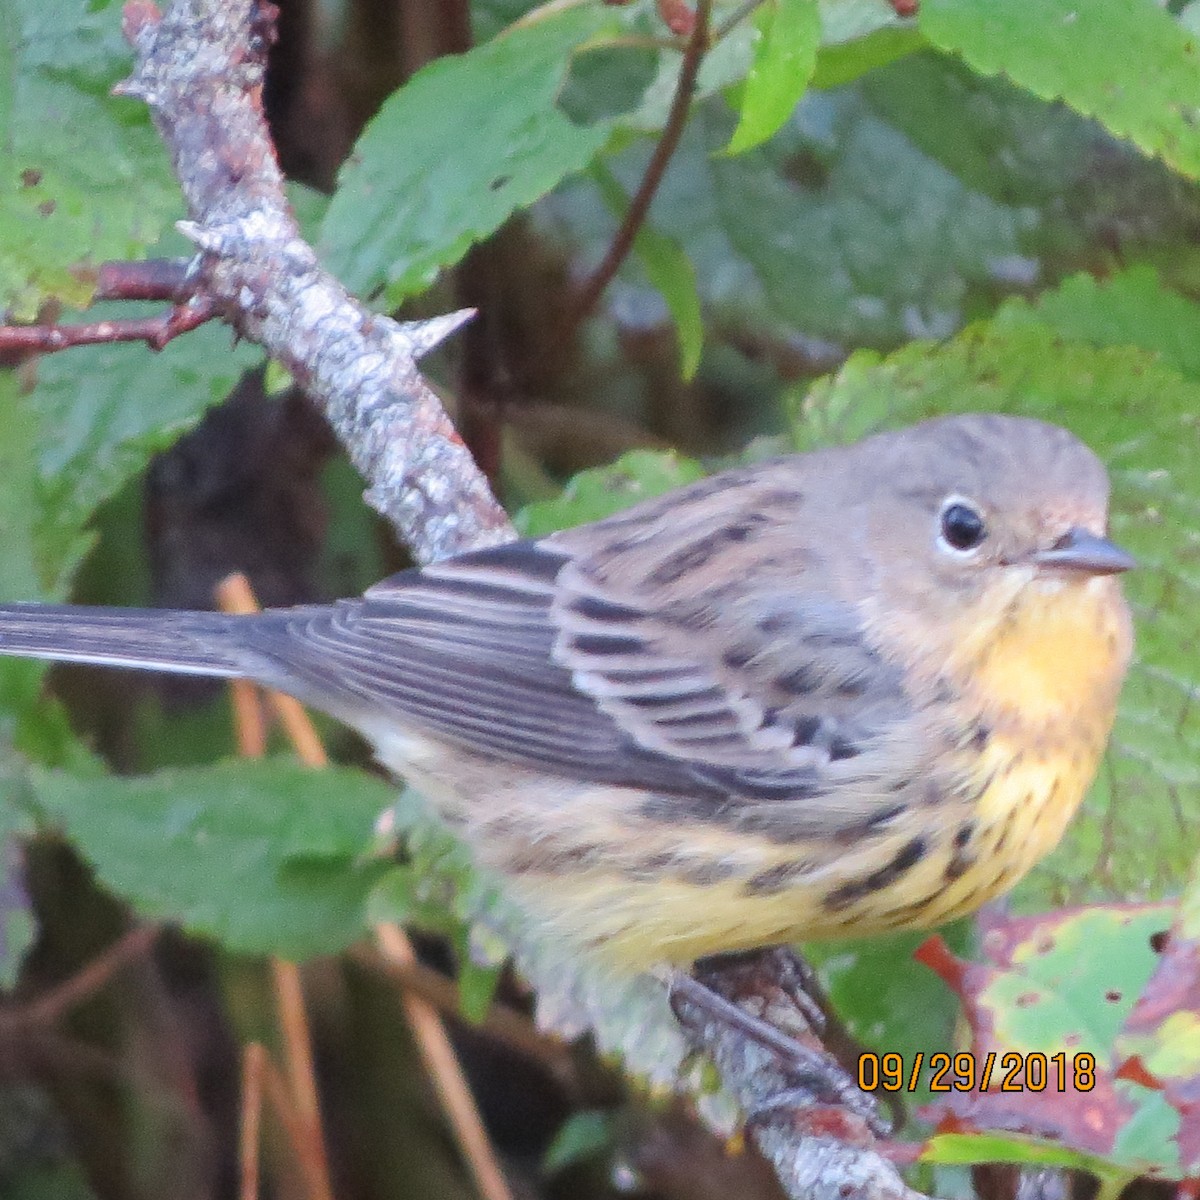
[233,495,915,820]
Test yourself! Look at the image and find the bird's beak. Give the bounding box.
[1033,528,1136,576]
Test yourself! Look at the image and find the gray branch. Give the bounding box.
[120,0,513,565]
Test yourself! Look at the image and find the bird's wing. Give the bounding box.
[239,489,914,820]
[0,466,918,822]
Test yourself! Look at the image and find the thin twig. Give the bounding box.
[270,960,335,1200]
[219,574,334,1200]
[352,945,577,1091]
[711,0,764,43]
[557,0,713,342]
[240,1042,266,1200]
[215,576,269,756]
[259,1050,327,1200]
[376,925,515,1200]
[229,677,268,757]
[0,296,218,355]
[10,925,159,1029]
[94,257,194,302]
[266,691,330,771]
[217,573,326,764]
[221,572,514,1200]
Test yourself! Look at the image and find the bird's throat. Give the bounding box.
[955,575,1132,730]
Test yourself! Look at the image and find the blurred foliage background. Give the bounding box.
[3,0,1200,1197]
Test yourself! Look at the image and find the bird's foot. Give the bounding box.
[668,946,889,1139]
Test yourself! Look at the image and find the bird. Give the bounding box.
[0,413,1134,968]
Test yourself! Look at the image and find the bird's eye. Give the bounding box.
[939,500,987,553]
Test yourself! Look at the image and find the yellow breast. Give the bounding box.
[920,572,1132,922]
[961,574,1132,727]
[387,574,1132,970]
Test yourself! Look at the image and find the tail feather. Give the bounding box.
[0,604,250,677]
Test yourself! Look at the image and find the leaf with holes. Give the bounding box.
[0,0,181,315]
[917,906,1178,1180]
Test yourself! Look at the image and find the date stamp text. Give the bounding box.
[857,1051,1096,1093]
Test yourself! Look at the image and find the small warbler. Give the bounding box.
[0,414,1133,967]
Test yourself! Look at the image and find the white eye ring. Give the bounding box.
[937,496,988,556]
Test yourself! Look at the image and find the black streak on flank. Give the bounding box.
[944,821,977,882]
[656,711,733,731]
[625,686,725,710]
[621,850,678,881]
[744,860,810,896]
[678,858,738,887]
[864,802,907,830]
[757,612,793,636]
[873,888,945,927]
[823,836,928,912]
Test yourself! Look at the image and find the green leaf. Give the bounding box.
[0,783,34,989]
[725,0,820,156]
[982,908,1168,1060]
[919,0,1200,182]
[368,864,466,939]
[993,266,1200,383]
[919,906,1180,1179]
[286,181,330,245]
[811,24,925,89]
[31,759,396,959]
[319,6,620,304]
[542,1110,615,1174]
[0,372,99,767]
[591,163,704,380]
[0,0,181,315]
[0,371,52,603]
[633,225,703,379]
[634,226,703,378]
[798,322,1200,905]
[806,922,971,1111]
[263,359,295,397]
[515,449,705,537]
[367,791,506,943]
[455,955,503,1025]
[553,53,1200,355]
[30,315,262,557]
[923,1131,1135,1192]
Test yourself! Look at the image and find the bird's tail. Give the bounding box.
[0,604,250,677]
